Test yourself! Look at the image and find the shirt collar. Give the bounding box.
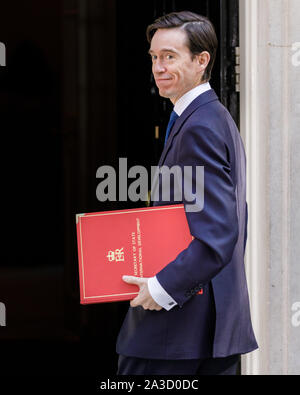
[174,82,211,116]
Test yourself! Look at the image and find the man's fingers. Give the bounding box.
[124,277,162,311]
[122,275,144,286]
[130,296,141,308]
[130,296,162,311]
[130,301,162,311]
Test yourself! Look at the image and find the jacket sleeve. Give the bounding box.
[156,124,239,307]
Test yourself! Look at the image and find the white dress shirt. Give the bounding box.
[148,82,212,311]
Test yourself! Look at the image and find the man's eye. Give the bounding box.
[166,55,174,60]
[151,55,157,61]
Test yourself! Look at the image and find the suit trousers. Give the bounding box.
[117,354,240,375]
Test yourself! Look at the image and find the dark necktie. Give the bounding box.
[164,110,179,147]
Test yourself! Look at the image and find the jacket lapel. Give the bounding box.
[158,89,219,167]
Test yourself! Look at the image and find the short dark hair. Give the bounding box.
[146,11,218,82]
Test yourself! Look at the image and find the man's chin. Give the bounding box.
[158,88,172,99]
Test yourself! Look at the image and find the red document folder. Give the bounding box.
[76,204,193,304]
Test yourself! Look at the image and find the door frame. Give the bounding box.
[239,0,269,375]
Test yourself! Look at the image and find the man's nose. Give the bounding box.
[153,60,166,74]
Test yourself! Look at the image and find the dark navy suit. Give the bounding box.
[116,90,258,364]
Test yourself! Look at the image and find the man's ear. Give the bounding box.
[195,51,210,73]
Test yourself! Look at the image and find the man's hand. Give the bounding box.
[122,275,163,311]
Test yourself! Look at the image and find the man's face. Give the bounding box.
[149,28,204,104]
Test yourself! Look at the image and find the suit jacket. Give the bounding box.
[116,89,258,359]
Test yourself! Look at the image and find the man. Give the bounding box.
[116,11,258,375]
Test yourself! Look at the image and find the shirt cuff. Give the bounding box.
[148,276,178,311]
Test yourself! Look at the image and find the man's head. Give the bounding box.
[147,11,218,104]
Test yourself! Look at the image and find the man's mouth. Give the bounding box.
[155,78,172,85]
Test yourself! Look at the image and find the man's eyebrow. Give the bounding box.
[148,48,179,55]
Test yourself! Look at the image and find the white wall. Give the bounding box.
[239,0,300,375]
